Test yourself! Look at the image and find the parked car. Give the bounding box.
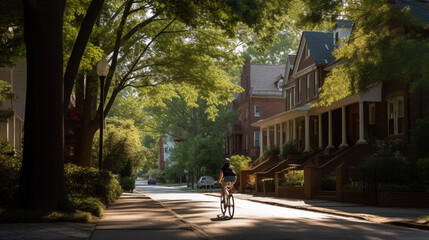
[198,176,215,188]
[148,178,156,185]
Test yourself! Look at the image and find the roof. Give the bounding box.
[250,64,285,91]
[336,19,353,29]
[303,31,335,65]
[395,0,429,24]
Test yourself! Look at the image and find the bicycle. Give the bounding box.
[220,183,235,219]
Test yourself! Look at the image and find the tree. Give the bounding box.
[241,30,300,65]
[13,0,69,212]
[91,117,151,174]
[0,0,25,67]
[300,0,429,106]
[65,0,293,168]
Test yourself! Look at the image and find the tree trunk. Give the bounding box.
[13,0,69,212]
[77,126,97,167]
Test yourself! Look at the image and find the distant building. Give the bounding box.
[224,60,287,160]
[159,134,185,169]
[0,60,26,156]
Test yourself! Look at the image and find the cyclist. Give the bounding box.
[217,158,237,197]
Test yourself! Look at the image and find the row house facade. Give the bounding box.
[252,17,429,157]
[224,59,289,159]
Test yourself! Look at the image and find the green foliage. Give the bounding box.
[411,116,429,159]
[148,168,166,183]
[363,143,409,169]
[242,30,300,65]
[263,146,280,159]
[279,170,304,186]
[321,172,336,190]
[280,140,299,159]
[229,155,251,174]
[0,140,20,207]
[417,158,429,182]
[0,209,92,223]
[92,117,148,174]
[0,1,25,67]
[120,176,136,192]
[69,194,104,217]
[0,80,16,104]
[64,164,122,205]
[314,0,429,106]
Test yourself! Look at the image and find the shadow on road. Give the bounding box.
[210,215,232,221]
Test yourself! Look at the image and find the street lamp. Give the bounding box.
[97,57,109,170]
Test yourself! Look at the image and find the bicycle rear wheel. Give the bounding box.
[227,194,235,219]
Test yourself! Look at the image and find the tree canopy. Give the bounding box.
[313,0,429,106]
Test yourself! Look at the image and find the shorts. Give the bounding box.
[222,176,237,186]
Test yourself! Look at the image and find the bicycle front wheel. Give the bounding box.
[220,193,226,215]
[227,194,235,219]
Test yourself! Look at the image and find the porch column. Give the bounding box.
[259,128,263,157]
[286,120,290,142]
[274,124,278,147]
[327,110,334,148]
[267,126,271,149]
[293,118,297,140]
[318,114,323,148]
[304,113,310,152]
[357,101,367,144]
[340,106,349,148]
[280,123,284,147]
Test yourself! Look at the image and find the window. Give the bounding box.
[305,44,310,58]
[278,80,284,91]
[306,74,310,99]
[298,79,302,101]
[368,103,376,125]
[292,88,296,106]
[314,72,318,96]
[388,96,404,135]
[254,105,260,117]
[289,90,292,110]
[254,132,260,147]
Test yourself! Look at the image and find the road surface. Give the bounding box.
[137,179,429,240]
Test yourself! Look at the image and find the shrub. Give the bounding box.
[258,178,274,192]
[321,172,336,190]
[279,170,304,186]
[0,141,21,207]
[263,146,280,159]
[363,143,408,169]
[280,140,299,159]
[64,164,122,205]
[229,155,251,173]
[411,116,429,159]
[120,176,136,192]
[69,194,104,217]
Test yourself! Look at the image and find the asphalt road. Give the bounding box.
[137,179,429,240]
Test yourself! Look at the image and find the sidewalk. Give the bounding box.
[205,192,429,230]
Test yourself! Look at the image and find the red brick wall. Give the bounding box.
[277,186,305,199]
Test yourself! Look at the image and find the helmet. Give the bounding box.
[223,158,230,164]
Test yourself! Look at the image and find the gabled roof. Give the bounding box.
[250,64,285,92]
[303,31,335,65]
[394,0,429,24]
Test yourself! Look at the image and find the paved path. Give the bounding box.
[90,193,200,240]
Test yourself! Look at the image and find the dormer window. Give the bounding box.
[277,80,284,91]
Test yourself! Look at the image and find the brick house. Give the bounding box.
[248,2,429,204]
[224,59,287,160]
